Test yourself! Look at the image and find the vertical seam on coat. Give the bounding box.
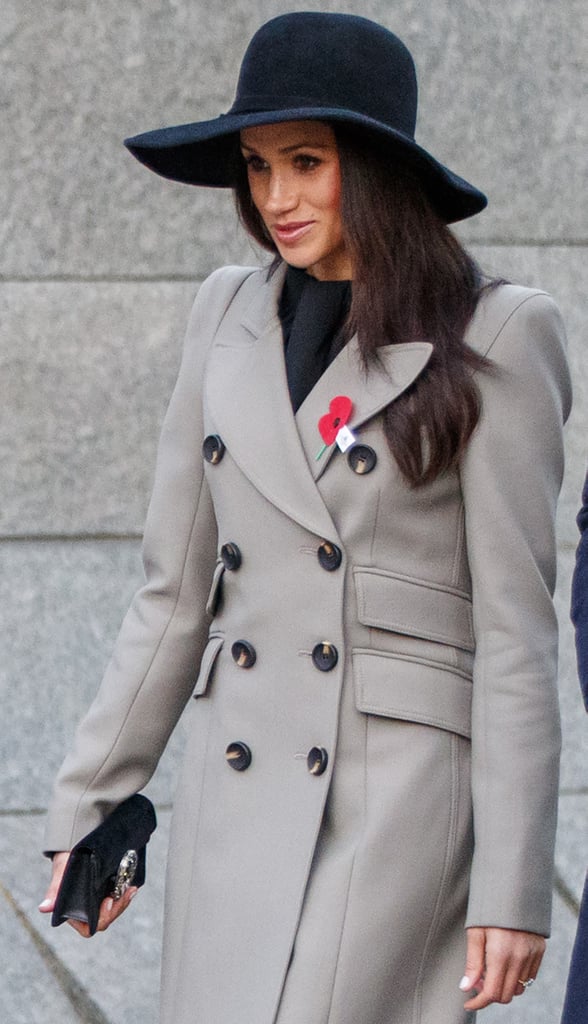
[412,734,461,1024]
[368,486,382,565]
[451,497,466,589]
[325,707,368,1024]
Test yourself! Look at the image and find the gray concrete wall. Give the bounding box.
[1,2,586,1021]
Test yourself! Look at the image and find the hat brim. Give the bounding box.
[124,108,487,224]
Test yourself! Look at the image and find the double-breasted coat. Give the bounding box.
[45,262,571,1024]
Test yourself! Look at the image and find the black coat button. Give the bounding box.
[226,742,252,771]
[307,747,329,776]
[202,434,225,464]
[317,541,342,572]
[231,640,256,668]
[348,444,377,474]
[221,542,242,571]
[312,642,338,672]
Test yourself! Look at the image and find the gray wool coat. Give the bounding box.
[45,262,571,1024]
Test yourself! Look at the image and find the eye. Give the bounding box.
[294,153,321,171]
[243,154,268,173]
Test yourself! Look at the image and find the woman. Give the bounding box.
[40,13,571,1023]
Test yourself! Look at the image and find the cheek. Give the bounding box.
[247,174,266,215]
[330,171,342,212]
[321,165,343,221]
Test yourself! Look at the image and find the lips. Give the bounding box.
[273,221,314,244]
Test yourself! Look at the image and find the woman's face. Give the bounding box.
[240,121,352,281]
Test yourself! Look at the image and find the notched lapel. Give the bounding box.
[296,338,433,480]
[205,267,338,541]
[205,264,432,531]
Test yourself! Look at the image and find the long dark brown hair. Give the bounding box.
[234,123,491,487]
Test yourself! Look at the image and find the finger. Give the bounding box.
[464,930,509,1010]
[514,973,535,998]
[38,897,56,914]
[95,886,138,932]
[465,957,520,1008]
[96,897,115,931]
[64,887,138,937]
[67,919,91,938]
[513,964,534,998]
[528,946,545,982]
[460,927,486,996]
[514,947,544,997]
[501,946,535,1004]
[464,970,503,1010]
[502,959,529,1004]
[38,851,70,913]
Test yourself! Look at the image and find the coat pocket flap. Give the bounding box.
[193,635,224,698]
[205,560,225,618]
[353,649,472,738]
[354,567,474,652]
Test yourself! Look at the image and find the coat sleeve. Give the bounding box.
[571,471,588,712]
[44,265,255,852]
[460,289,571,936]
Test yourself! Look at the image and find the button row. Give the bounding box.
[220,538,342,573]
[203,435,377,475]
[230,639,338,672]
[225,742,328,777]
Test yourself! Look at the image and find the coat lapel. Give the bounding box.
[295,338,433,480]
[206,266,338,539]
[206,266,432,536]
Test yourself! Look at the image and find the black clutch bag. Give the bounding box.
[51,794,157,936]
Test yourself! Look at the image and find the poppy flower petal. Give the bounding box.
[318,413,338,445]
[318,395,353,445]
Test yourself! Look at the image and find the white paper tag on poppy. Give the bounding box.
[336,425,356,452]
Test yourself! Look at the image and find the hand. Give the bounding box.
[39,850,138,938]
[460,926,545,1009]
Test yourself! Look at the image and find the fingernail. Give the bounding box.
[459,976,472,991]
[128,889,137,901]
[38,899,52,911]
[105,898,114,914]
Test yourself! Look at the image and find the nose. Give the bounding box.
[264,171,298,214]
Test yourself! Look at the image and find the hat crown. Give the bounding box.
[230,12,418,139]
[124,11,487,222]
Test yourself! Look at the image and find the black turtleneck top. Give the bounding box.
[278,265,352,412]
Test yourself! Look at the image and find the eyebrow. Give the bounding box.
[240,141,333,154]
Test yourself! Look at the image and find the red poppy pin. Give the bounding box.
[316,396,356,460]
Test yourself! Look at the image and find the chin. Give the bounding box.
[277,251,313,271]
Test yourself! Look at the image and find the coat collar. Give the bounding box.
[206,265,432,539]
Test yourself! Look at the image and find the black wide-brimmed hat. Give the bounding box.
[125,12,487,223]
